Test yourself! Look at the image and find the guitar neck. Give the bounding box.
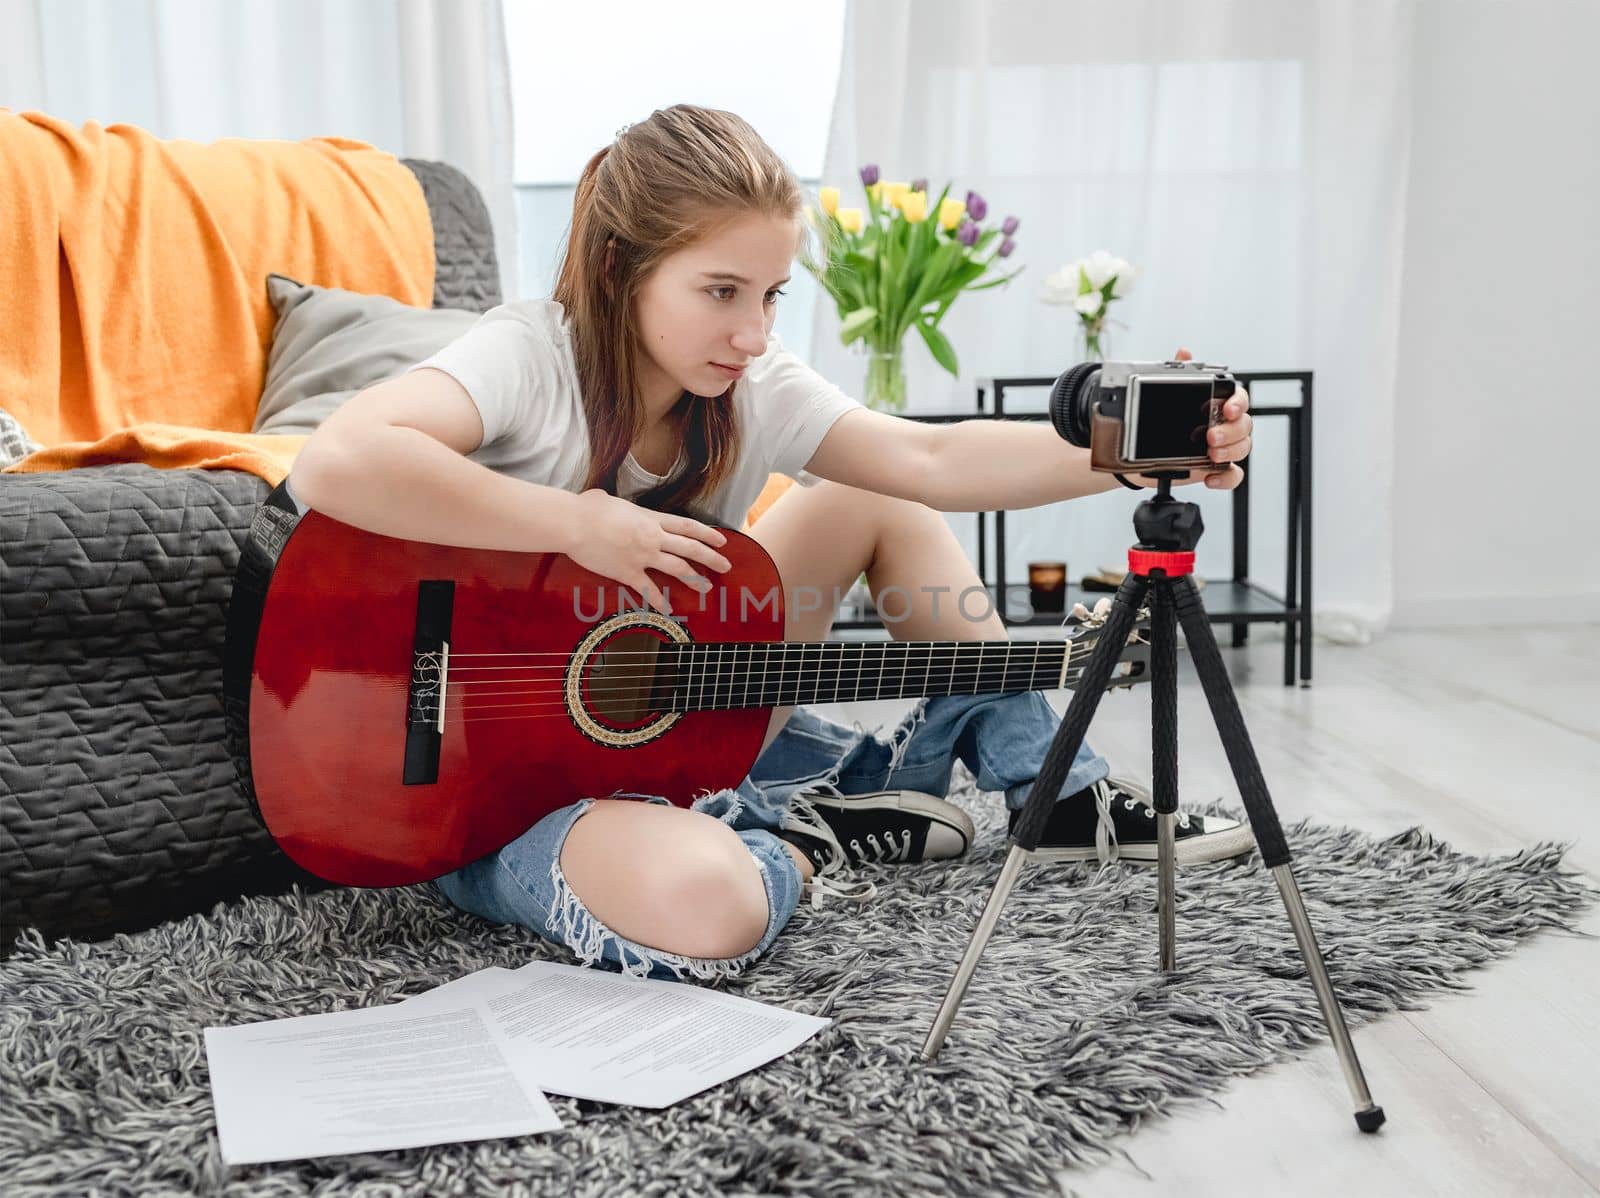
[669,638,1085,712]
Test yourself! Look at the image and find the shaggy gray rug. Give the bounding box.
[2,768,1595,1198]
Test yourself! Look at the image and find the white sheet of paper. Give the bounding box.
[402,961,832,1109]
[204,998,562,1165]
[206,960,829,1163]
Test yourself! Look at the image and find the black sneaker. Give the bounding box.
[1007,777,1256,866]
[776,786,976,904]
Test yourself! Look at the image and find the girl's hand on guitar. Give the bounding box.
[571,489,733,615]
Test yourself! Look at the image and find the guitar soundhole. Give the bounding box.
[585,630,669,728]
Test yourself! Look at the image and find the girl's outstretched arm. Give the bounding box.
[801,406,1124,511]
[802,389,1249,511]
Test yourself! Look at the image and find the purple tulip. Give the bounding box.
[957,220,979,247]
[1001,215,1019,236]
[998,236,1016,258]
[965,190,988,221]
[860,163,880,187]
[911,177,927,194]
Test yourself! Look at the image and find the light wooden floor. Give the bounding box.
[814,623,1600,1198]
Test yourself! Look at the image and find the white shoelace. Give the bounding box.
[1090,778,1193,874]
[1091,779,1120,868]
[802,872,878,907]
[1112,777,1193,829]
[849,830,913,864]
[1122,795,1192,829]
[782,791,879,907]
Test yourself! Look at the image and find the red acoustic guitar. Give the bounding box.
[222,482,1149,888]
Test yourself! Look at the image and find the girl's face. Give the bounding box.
[633,212,801,405]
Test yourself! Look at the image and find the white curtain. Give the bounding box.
[0,0,519,299]
[811,0,1413,639]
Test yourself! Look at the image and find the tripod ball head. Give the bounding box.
[1134,491,1204,553]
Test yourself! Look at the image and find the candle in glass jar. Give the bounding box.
[1028,560,1068,612]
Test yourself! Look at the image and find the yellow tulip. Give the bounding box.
[866,182,882,204]
[901,191,929,223]
[881,181,911,210]
[819,186,839,216]
[837,207,865,234]
[938,196,966,230]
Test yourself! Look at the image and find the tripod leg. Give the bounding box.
[921,574,1150,1062]
[1150,575,1179,971]
[1170,574,1386,1133]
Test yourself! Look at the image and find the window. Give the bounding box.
[503,0,845,360]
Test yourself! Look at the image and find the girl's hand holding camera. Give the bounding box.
[1126,346,1254,491]
[570,488,733,615]
[1186,344,1253,489]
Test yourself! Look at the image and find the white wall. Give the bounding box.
[1391,0,1600,626]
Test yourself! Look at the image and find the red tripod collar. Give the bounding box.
[1128,548,1196,578]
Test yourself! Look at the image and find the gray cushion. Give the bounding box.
[254,274,479,436]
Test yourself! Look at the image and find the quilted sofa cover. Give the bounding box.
[0,158,502,951]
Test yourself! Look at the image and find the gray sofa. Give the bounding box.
[0,159,503,952]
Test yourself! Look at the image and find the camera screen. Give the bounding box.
[1128,377,1215,462]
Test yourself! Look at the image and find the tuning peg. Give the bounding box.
[1070,596,1116,628]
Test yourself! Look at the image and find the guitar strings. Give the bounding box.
[410,646,1086,698]
[413,684,1101,725]
[401,639,1145,725]
[431,646,1085,685]
[429,614,1142,658]
[390,627,1145,725]
[407,664,1114,726]
[425,657,1085,692]
[433,645,1080,660]
[421,638,1100,676]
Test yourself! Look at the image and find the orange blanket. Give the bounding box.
[0,109,434,484]
[743,473,796,528]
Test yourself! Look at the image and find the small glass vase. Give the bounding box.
[860,343,908,412]
[1076,319,1109,363]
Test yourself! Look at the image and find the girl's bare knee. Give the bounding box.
[560,800,769,961]
[670,830,771,958]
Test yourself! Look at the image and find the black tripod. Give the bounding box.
[920,477,1386,1133]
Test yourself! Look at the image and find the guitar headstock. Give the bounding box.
[1064,598,1151,691]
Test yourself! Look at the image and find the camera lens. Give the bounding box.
[1049,361,1102,448]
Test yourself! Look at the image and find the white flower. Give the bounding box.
[1074,290,1104,317]
[1038,263,1083,306]
[1109,259,1139,298]
[1082,249,1120,291]
[1041,252,1140,306]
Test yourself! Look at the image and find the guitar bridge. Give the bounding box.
[404,579,455,784]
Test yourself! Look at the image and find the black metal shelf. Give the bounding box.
[835,371,1315,687]
[834,578,1302,629]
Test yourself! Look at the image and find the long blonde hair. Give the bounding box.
[552,104,806,520]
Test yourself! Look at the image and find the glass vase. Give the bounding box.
[1076,319,1109,363]
[861,343,909,412]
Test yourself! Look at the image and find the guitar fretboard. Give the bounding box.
[668,639,1080,712]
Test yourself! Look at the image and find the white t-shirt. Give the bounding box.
[404,299,862,528]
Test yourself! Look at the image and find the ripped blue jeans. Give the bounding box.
[433,691,1109,983]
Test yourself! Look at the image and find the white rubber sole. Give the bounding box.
[1024,820,1258,866]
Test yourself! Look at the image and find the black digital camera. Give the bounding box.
[1050,358,1235,476]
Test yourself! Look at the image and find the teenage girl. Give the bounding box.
[289,105,1254,983]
